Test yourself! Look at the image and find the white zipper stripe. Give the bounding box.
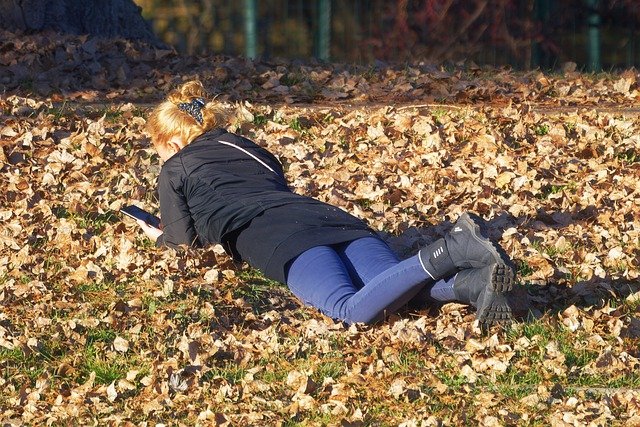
[218,140,276,174]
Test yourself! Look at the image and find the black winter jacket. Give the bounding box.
[156,129,375,282]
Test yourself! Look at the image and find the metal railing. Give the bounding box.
[137,0,640,70]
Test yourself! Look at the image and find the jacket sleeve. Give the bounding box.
[155,165,201,248]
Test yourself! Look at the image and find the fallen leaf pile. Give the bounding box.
[1,31,639,425]
[2,29,640,107]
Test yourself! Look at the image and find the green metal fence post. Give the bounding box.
[586,0,601,72]
[315,0,331,61]
[244,0,257,59]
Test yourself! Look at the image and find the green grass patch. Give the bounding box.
[257,364,289,384]
[388,347,430,375]
[166,302,193,327]
[322,112,335,123]
[79,345,131,385]
[135,236,157,249]
[506,320,601,383]
[530,240,572,259]
[536,182,577,199]
[76,281,108,294]
[1,335,69,385]
[565,371,640,391]
[19,274,32,285]
[73,278,130,304]
[1,347,45,383]
[86,327,117,346]
[431,108,448,125]
[142,295,161,316]
[564,121,577,133]
[434,368,468,391]
[36,337,69,363]
[283,413,334,427]
[562,343,598,370]
[52,205,70,219]
[235,268,285,313]
[355,198,373,209]
[312,359,345,383]
[289,116,311,133]
[616,148,639,164]
[233,283,269,306]
[516,259,534,277]
[53,205,119,234]
[71,210,119,233]
[534,123,550,136]
[494,368,543,399]
[542,183,568,198]
[237,267,282,288]
[519,321,553,342]
[252,113,269,126]
[201,362,247,385]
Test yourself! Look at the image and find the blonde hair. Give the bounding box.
[146,80,227,149]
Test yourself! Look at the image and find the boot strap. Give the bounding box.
[419,238,457,280]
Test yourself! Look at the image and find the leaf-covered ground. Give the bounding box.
[1,31,640,426]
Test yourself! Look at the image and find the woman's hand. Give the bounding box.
[137,219,163,242]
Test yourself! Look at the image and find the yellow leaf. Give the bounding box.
[495,171,515,188]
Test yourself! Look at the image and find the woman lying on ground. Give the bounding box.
[135,80,518,328]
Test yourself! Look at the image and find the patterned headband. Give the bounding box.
[177,97,206,125]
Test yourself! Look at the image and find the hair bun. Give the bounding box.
[168,80,207,105]
[147,79,228,148]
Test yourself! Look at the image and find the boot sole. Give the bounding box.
[477,264,514,328]
[458,212,516,273]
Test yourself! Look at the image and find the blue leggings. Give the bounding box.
[285,236,433,324]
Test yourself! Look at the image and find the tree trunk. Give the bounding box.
[0,0,162,46]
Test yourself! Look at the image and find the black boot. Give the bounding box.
[417,237,458,281]
[454,263,514,327]
[419,212,515,280]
